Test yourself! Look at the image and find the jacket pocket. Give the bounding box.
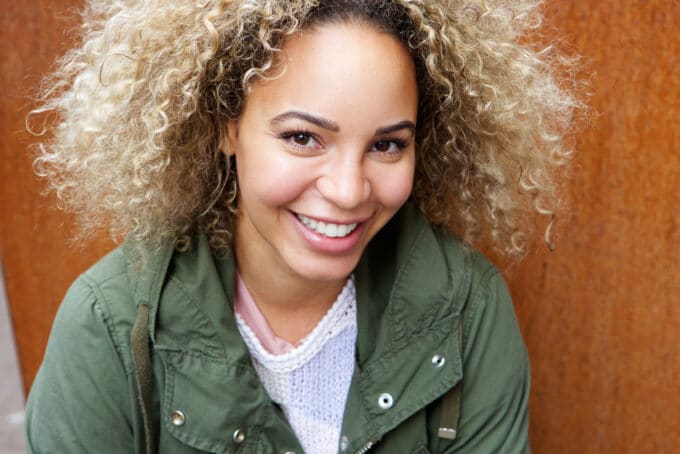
[410,446,431,454]
[159,350,269,453]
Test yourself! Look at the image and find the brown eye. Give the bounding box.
[374,140,391,152]
[293,133,311,146]
[279,130,320,151]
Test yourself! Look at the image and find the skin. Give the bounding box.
[223,21,418,343]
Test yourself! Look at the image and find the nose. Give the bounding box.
[316,153,371,209]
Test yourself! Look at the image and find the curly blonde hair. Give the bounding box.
[31,0,581,258]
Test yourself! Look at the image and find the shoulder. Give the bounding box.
[425,225,514,337]
[25,246,145,452]
[427,224,510,316]
[433,231,526,374]
[461,249,516,349]
[46,245,138,373]
[421,231,530,451]
[33,247,133,377]
[448,248,530,451]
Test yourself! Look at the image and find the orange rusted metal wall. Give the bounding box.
[0,0,114,394]
[1,1,678,452]
[511,1,680,452]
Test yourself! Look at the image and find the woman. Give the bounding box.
[26,0,578,453]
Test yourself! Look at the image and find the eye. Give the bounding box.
[292,132,312,146]
[277,130,322,151]
[371,139,409,154]
[374,140,392,152]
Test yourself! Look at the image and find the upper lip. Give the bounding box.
[292,211,370,225]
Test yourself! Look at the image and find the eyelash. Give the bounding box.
[277,129,409,154]
[376,138,409,152]
[277,129,319,149]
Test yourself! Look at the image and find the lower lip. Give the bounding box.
[290,212,367,254]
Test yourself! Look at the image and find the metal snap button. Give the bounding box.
[378,392,394,409]
[170,410,186,426]
[432,354,446,368]
[233,428,246,444]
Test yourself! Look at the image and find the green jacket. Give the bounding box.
[26,203,530,453]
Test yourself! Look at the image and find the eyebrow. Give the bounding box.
[270,111,339,131]
[375,121,416,136]
[270,110,416,136]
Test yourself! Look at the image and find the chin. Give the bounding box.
[289,255,359,283]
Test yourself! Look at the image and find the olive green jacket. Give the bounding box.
[26,203,530,453]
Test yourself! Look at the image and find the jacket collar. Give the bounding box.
[354,201,468,366]
[342,202,468,451]
[126,201,468,356]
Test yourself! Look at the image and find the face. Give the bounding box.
[225,21,418,286]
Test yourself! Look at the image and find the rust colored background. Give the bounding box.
[1,1,678,452]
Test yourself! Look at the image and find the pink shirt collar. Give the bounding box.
[234,273,295,355]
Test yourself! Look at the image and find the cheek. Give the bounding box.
[237,152,314,209]
[372,164,415,209]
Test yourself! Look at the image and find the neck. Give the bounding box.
[235,241,347,345]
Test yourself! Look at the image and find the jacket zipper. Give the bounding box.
[354,436,381,454]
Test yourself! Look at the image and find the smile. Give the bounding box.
[295,213,359,238]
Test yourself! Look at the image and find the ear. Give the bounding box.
[220,119,239,156]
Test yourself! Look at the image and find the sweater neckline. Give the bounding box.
[235,275,356,372]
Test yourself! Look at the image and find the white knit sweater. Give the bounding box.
[235,277,357,454]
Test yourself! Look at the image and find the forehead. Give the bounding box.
[241,21,419,127]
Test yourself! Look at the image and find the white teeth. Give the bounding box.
[296,214,358,238]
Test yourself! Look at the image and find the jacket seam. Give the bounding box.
[159,349,257,376]
[162,358,237,453]
[387,221,428,343]
[160,276,227,358]
[83,268,127,286]
[162,361,228,453]
[146,243,176,335]
[461,265,501,353]
[355,314,461,451]
[361,313,457,379]
[78,274,134,375]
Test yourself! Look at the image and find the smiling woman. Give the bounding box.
[25,1,580,453]
[227,23,418,316]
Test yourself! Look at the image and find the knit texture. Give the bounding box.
[235,277,357,454]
